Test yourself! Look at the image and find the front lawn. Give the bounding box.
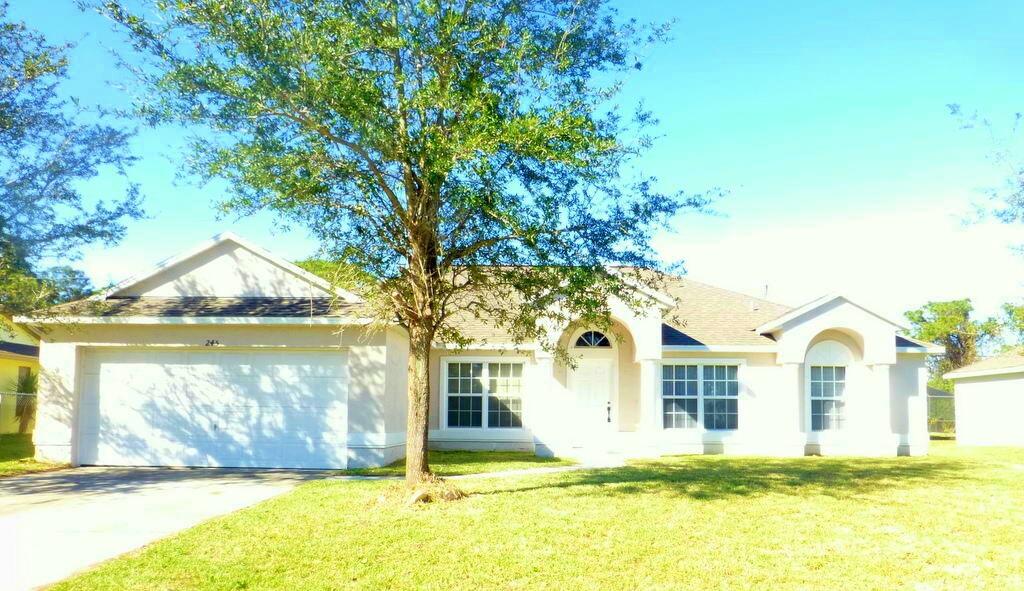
[54,442,1024,590]
[345,449,577,477]
[0,433,67,478]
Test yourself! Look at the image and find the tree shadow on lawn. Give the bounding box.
[473,454,975,502]
[347,450,571,477]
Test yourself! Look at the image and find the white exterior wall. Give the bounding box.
[422,295,928,459]
[346,327,408,467]
[954,373,1024,447]
[891,354,930,455]
[429,351,538,452]
[33,325,397,468]
[34,343,78,463]
[426,347,927,459]
[652,352,805,456]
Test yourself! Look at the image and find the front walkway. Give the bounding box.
[0,467,321,591]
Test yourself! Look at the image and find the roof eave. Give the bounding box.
[944,365,1024,380]
[897,346,944,355]
[662,344,778,353]
[14,315,376,326]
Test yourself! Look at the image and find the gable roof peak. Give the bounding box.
[93,231,362,303]
[755,293,906,334]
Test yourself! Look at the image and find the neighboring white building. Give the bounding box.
[18,233,941,469]
[945,353,1024,447]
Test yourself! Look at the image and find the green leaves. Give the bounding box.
[0,3,142,318]
[95,0,699,352]
[904,299,1002,391]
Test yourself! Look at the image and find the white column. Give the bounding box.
[638,359,661,432]
[34,342,79,464]
[860,363,896,456]
[771,362,806,456]
[905,365,930,456]
[531,352,559,457]
[782,363,804,434]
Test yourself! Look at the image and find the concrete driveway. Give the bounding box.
[0,467,322,590]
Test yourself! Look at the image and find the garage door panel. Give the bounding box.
[78,348,349,468]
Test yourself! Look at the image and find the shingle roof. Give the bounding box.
[946,351,1024,379]
[439,274,793,347]
[46,297,368,319]
[658,276,790,346]
[38,278,931,352]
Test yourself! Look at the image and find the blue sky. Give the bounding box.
[11,1,1024,321]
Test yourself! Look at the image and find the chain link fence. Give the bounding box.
[928,392,955,436]
[0,391,36,435]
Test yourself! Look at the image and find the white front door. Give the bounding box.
[569,357,615,443]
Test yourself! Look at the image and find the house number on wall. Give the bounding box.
[204,339,221,346]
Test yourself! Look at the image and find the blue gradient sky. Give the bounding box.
[12,1,1024,320]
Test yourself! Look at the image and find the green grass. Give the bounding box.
[0,433,67,478]
[54,442,1024,590]
[344,449,577,477]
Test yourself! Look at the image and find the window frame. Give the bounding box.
[809,364,847,432]
[574,330,612,348]
[660,358,744,432]
[440,356,528,431]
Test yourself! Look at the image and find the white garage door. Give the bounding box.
[78,348,348,469]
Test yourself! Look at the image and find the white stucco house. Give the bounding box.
[18,232,941,469]
[945,353,1024,447]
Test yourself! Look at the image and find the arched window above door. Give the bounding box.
[575,331,611,348]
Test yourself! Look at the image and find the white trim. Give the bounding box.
[92,231,362,303]
[16,316,374,326]
[661,357,748,366]
[663,344,777,353]
[755,293,907,334]
[896,334,944,354]
[805,363,848,435]
[897,346,943,355]
[80,344,347,352]
[944,365,1024,380]
[433,342,537,351]
[440,355,529,431]
[569,327,618,351]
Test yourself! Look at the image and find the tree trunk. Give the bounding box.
[405,323,433,486]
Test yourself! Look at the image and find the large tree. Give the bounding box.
[97,0,702,486]
[947,105,1024,238]
[904,299,1000,392]
[0,2,143,323]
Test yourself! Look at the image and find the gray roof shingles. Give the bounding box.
[48,297,367,319]
[42,279,936,351]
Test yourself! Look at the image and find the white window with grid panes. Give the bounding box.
[661,361,741,431]
[443,359,525,429]
[662,365,698,428]
[810,365,845,431]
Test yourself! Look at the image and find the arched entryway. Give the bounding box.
[566,329,618,445]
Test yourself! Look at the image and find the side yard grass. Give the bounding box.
[54,441,1024,590]
[345,449,577,477]
[0,433,67,478]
